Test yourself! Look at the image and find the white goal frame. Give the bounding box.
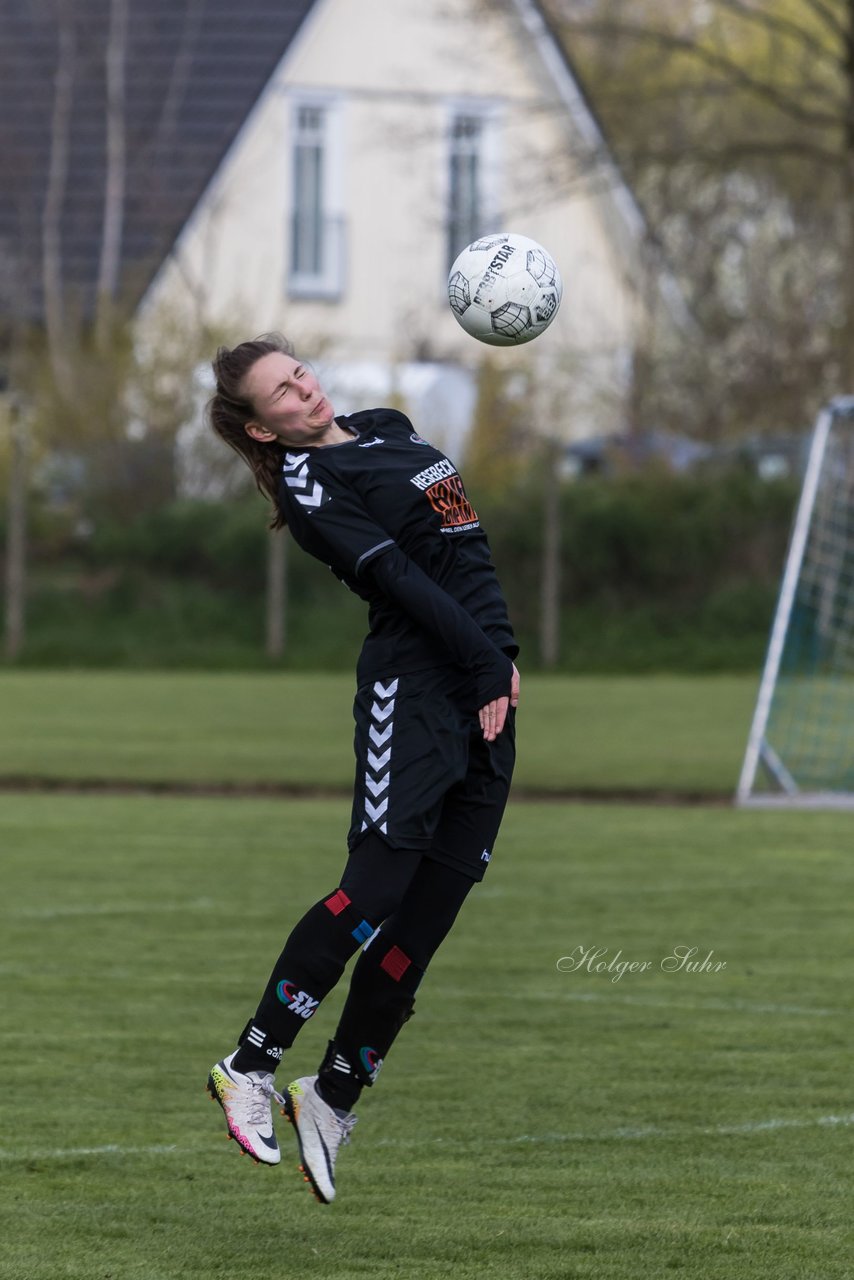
[737,397,854,808]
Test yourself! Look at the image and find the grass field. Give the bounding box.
[1,790,852,1279]
[0,671,755,793]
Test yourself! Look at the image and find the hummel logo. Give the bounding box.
[359,436,384,448]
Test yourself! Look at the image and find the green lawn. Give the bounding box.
[1,795,852,1279]
[0,671,756,794]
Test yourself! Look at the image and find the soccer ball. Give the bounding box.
[447,233,563,346]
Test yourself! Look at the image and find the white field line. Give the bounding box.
[3,1112,852,1165]
[0,1143,206,1163]
[1,898,217,920]
[437,985,840,1018]
[0,966,247,987]
[376,1112,854,1149]
[501,1113,854,1144]
[552,989,838,1018]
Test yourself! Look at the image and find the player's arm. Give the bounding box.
[365,545,514,707]
[280,465,513,713]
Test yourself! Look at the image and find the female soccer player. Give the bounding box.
[205,334,518,1204]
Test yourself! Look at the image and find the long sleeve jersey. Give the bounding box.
[276,408,517,705]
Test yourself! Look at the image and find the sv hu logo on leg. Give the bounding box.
[276,980,320,1020]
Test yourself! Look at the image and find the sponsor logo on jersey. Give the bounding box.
[424,474,479,533]
[411,460,479,531]
[359,436,384,448]
[481,849,492,863]
[410,432,430,445]
[409,457,457,490]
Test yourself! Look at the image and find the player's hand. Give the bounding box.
[479,664,520,741]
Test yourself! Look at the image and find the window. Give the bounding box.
[446,108,500,272]
[289,99,345,298]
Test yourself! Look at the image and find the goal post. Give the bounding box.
[737,397,854,808]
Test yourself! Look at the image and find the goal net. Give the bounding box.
[737,398,854,807]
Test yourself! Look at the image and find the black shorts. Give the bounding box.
[347,664,516,882]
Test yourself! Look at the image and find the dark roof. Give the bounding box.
[0,0,317,324]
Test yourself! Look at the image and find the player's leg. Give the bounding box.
[207,833,420,1164]
[318,857,476,1100]
[285,708,516,1201]
[278,668,474,1198]
[207,670,438,1165]
[282,856,475,1202]
[315,710,515,1111]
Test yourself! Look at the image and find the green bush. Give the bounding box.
[9,469,798,672]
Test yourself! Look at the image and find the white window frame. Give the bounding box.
[444,99,503,277]
[287,93,346,300]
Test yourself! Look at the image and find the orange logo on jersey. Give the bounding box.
[424,474,479,531]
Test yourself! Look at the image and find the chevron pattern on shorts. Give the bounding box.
[282,451,329,511]
[360,678,398,836]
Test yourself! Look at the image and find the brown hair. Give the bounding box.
[208,333,294,529]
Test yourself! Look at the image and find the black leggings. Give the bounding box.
[339,833,476,967]
[233,833,476,1075]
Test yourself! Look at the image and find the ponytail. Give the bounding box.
[207,333,294,530]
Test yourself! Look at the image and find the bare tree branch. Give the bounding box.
[42,9,75,400]
[801,0,849,44]
[714,0,841,68]
[596,74,844,110]
[560,18,844,130]
[149,0,205,160]
[3,398,28,660]
[95,0,129,347]
[628,139,844,167]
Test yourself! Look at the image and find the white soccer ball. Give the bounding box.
[447,233,563,346]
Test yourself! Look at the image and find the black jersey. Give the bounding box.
[277,408,517,704]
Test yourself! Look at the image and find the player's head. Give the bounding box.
[241,348,335,449]
[208,333,298,528]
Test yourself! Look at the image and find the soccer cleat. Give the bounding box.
[206,1051,285,1165]
[281,1075,357,1204]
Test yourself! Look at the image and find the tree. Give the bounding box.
[3,395,27,660]
[1,0,227,657]
[41,6,76,402]
[544,0,854,432]
[266,529,288,658]
[95,0,130,351]
[463,358,534,496]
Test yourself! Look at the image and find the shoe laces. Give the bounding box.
[335,1111,358,1147]
[246,1076,286,1126]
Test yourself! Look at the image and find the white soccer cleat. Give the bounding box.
[281,1075,357,1204]
[206,1051,284,1165]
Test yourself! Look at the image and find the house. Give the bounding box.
[0,0,685,451]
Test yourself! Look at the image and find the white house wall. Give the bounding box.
[140,0,646,439]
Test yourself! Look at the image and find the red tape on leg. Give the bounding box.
[380,944,411,982]
[324,889,351,917]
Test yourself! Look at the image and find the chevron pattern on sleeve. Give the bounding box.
[359,678,398,837]
[282,451,330,511]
